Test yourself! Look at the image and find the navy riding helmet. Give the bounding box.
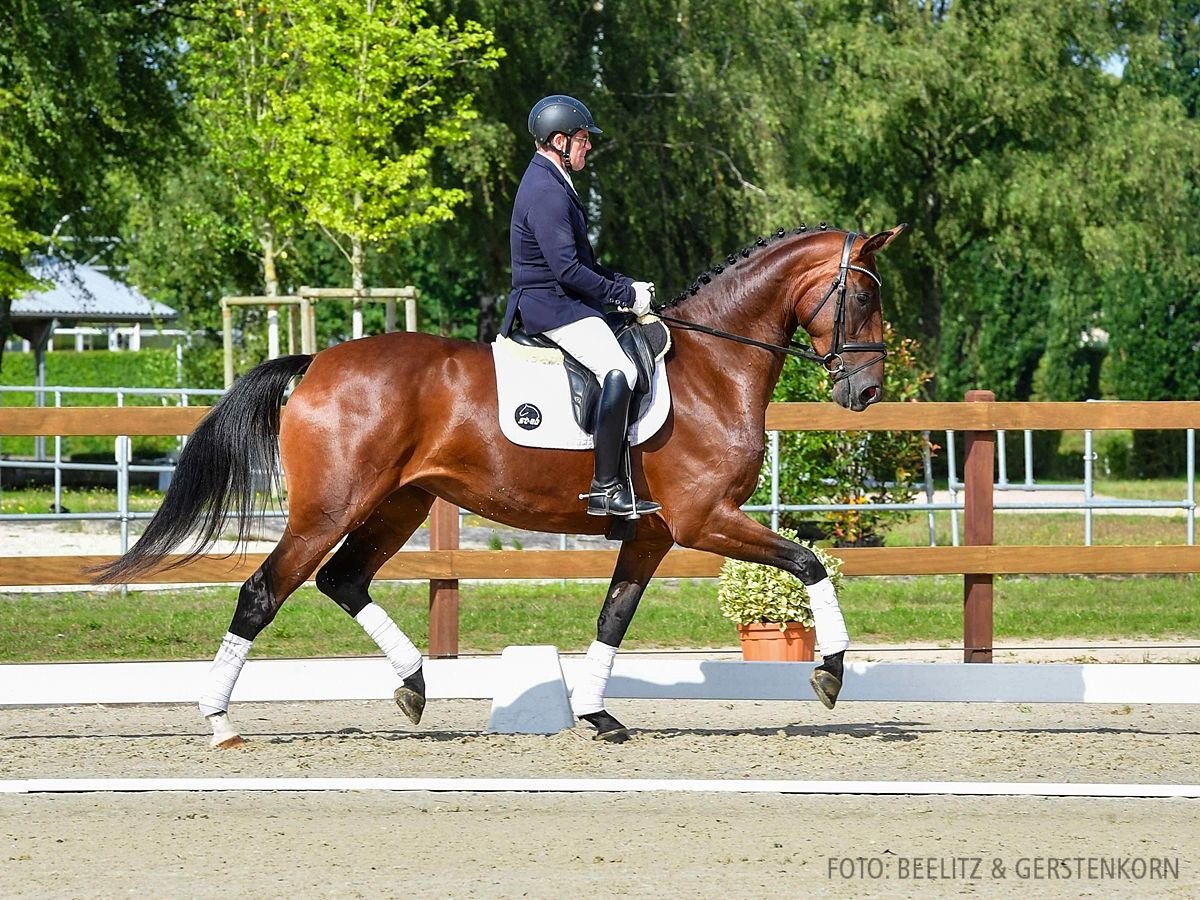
[527,95,603,144]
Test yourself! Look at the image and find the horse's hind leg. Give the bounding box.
[574,533,673,742]
[198,522,351,747]
[314,486,436,724]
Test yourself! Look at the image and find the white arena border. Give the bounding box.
[2,777,1198,798]
[2,657,1199,707]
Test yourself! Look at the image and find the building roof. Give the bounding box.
[13,256,177,324]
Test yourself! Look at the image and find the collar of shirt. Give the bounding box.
[534,150,577,195]
[558,164,577,195]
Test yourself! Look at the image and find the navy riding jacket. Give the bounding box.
[501,154,634,336]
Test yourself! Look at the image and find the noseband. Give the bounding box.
[654,230,886,381]
[798,230,887,380]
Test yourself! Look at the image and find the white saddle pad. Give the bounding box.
[492,334,671,450]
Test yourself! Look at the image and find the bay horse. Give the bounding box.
[93,224,906,747]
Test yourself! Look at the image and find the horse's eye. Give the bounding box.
[855,291,872,305]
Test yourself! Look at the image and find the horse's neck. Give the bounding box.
[670,267,796,411]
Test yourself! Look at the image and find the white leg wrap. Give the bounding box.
[355,602,422,680]
[807,578,850,657]
[198,633,252,717]
[570,640,618,717]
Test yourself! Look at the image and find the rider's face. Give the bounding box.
[555,131,592,171]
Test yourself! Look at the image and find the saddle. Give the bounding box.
[506,311,671,434]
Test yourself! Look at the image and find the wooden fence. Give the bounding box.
[3,396,1199,661]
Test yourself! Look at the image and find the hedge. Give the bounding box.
[1,349,186,457]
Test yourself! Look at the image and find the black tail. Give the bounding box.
[90,354,314,584]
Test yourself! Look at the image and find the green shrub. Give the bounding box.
[1,349,187,457]
[717,530,844,627]
[1,349,181,396]
[752,324,933,545]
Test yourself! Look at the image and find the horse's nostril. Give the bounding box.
[861,385,880,405]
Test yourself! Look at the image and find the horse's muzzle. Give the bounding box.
[834,377,883,412]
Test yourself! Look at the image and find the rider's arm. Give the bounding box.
[528,190,634,308]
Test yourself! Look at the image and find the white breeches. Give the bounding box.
[544,316,637,391]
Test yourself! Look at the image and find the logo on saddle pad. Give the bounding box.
[514,402,542,430]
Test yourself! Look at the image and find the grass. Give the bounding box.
[1094,478,1192,501]
[0,486,162,516]
[1,573,1195,663]
[881,511,1193,548]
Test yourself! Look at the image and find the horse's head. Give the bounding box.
[794,226,906,411]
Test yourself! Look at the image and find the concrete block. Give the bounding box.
[486,645,575,734]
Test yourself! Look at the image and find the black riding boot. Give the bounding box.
[584,370,661,518]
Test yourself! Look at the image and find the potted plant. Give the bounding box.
[717,529,845,661]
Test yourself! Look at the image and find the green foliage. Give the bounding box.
[270,0,503,286]
[8,0,1200,407]
[0,90,41,303]
[754,325,933,544]
[180,0,312,298]
[789,0,1200,401]
[0,0,186,363]
[717,530,844,628]
[0,350,179,397]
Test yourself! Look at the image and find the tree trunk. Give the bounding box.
[0,295,12,375]
[260,229,279,299]
[351,234,365,339]
[477,291,500,343]
[260,228,280,358]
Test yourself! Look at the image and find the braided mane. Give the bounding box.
[662,222,838,308]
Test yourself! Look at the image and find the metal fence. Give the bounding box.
[2,385,1197,553]
[750,428,1197,547]
[0,385,228,552]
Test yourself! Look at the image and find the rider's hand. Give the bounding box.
[630,281,655,316]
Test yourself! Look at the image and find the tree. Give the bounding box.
[270,0,502,334]
[405,0,824,340]
[1093,1,1200,472]
[0,0,185,371]
[181,0,308,300]
[789,0,1198,398]
[393,0,597,341]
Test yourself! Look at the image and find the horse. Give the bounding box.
[93,223,906,747]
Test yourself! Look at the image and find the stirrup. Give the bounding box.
[580,483,660,519]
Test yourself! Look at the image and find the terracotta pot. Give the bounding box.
[736,622,816,661]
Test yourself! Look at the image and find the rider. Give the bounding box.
[501,94,660,519]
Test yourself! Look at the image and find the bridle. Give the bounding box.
[654,230,886,381]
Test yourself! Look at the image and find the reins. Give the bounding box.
[653,230,886,381]
[652,311,830,366]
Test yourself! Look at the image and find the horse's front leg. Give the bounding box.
[574,534,673,742]
[675,504,849,708]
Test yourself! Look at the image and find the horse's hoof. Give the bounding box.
[595,727,630,744]
[394,668,426,725]
[810,668,842,709]
[579,710,630,743]
[207,712,244,749]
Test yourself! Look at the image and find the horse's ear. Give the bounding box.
[858,224,907,257]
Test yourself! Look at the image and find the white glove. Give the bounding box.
[629,281,655,316]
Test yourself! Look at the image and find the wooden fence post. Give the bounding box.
[427,499,460,658]
[963,389,995,662]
